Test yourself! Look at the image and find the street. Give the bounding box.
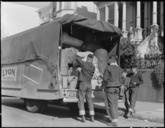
[2,97,163,127]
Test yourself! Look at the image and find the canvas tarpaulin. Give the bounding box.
[1,22,61,73]
[58,14,122,59]
[58,14,122,35]
[1,14,122,72]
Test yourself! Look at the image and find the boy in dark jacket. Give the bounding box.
[124,66,143,118]
[102,55,123,126]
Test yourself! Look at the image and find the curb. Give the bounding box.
[94,104,164,124]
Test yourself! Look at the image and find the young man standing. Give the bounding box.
[125,66,143,118]
[102,55,122,126]
[72,54,95,122]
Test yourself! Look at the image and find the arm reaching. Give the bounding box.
[102,67,109,88]
[72,55,84,68]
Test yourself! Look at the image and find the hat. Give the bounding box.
[87,54,94,58]
[109,55,118,63]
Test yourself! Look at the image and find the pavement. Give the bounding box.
[2,97,164,127]
[94,100,164,123]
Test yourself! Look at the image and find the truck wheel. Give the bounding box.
[24,99,40,113]
[39,101,48,113]
[24,99,47,113]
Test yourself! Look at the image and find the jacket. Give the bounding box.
[73,55,95,82]
[129,71,143,87]
[103,63,122,87]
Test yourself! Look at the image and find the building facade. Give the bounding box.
[95,1,164,42]
[38,2,164,45]
[37,2,97,24]
[95,1,164,103]
[1,2,40,38]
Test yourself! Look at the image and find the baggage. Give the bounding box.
[61,48,78,75]
[62,32,83,47]
[94,49,108,74]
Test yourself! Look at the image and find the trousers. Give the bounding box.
[78,81,94,115]
[124,86,139,111]
[104,87,119,120]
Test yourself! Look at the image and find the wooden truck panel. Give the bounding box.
[2,64,22,97]
[2,61,62,100]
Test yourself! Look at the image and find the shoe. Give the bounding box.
[90,115,95,122]
[107,122,112,126]
[81,115,86,122]
[111,122,118,127]
[107,122,118,127]
[106,118,111,126]
[127,111,133,118]
[124,111,128,118]
[105,117,111,122]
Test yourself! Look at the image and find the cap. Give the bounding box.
[87,54,94,58]
[109,55,118,63]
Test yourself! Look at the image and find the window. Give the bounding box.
[141,2,145,29]
[64,2,71,9]
[108,5,114,24]
[126,2,136,30]
[150,2,153,25]
[158,2,164,36]
[100,7,105,21]
[59,2,62,10]
[118,3,122,29]
[134,2,137,28]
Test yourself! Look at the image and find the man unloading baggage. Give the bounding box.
[72,54,95,122]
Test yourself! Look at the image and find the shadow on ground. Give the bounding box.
[2,97,116,125]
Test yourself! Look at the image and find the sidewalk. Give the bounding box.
[94,100,164,123]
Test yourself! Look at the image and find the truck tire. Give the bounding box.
[39,101,48,113]
[24,99,47,113]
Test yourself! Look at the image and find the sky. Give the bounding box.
[10,2,50,8]
[1,2,41,38]
[10,2,97,12]
[1,2,97,38]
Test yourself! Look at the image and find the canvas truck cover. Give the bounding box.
[58,14,122,35]
[57,14,122,58]
[1,14,122,71]
[1,22,61,73]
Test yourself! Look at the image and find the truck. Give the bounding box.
[1,14,122,113]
